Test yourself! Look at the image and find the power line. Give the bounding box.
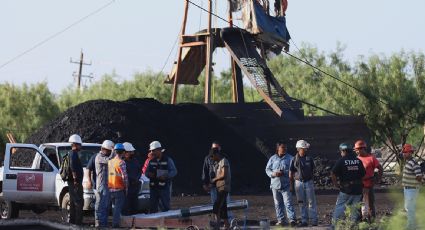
[188,0,231,26]
[291,96,341,116]
[285,42,423,121]
[187,0,340,114]
[284,51,384,104]
[0,0,115,70]
[144,32,180,97]
[188,0,418,120]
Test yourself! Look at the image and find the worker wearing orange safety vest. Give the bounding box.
[108,143,128,228]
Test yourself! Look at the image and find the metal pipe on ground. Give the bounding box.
[131,199,248,219]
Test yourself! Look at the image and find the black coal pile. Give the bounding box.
[26,98,269,195]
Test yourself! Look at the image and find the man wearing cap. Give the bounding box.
[401,143,423,230]
[108,143,128,228]
[123,142,141,215]
[289,140,318,227]
[265,141,297,227]
[94,140,114,227]
[146,141,177,213]
[67,134,84,225]
[331,143,365,226]
[354,140,383,222]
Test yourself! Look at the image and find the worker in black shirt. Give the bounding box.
[289,140,318,227]
[331,143,366,226]
[67,134,84,225]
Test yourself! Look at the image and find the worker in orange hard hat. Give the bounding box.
[354,140,383,222]
[401,143,422,229]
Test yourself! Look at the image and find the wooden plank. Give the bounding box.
[165,46,206,85]
[181,41,207,47]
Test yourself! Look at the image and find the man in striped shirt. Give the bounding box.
[402,143,423,230]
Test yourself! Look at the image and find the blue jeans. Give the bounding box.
[150,187,171,212]
[110,190,125,227]
[123,184,140,215]
[95,188,110,227]
[332,192,362,224]
[68,182,83,225]
[295,180,318,224]
[272,188,296,223]
[404,188,419,230]
[210,187,233,219]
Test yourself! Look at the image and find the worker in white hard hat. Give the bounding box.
[93,140,114,227]
[88,140,115,190]
[123,142,141,215]
[289,140,318,227]
[146,141,177,213]
[67,134,84,225]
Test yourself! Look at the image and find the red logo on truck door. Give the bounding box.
[17,173,43,191]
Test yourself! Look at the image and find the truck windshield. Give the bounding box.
[58,146,100,167]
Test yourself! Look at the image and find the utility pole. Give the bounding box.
[70,50,93,90]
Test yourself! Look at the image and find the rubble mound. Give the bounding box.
[26,98,268,194]
[313,157,334,188]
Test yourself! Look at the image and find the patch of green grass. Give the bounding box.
[335,189,425,230]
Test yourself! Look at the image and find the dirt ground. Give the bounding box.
[11,190,397,229]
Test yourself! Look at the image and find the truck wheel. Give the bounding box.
[0,200,19,219]
[61,192,70,222]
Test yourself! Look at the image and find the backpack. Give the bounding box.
[60,153,70,181]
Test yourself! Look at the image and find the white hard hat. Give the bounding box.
[123,142,136,152]
[68,134,82,144]
[296,140,310,149]
[101,140,115,150]
[149,141,164,151]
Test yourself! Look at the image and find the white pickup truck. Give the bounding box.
[0,143,150,220]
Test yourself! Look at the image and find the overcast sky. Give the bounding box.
[1,0,424,93]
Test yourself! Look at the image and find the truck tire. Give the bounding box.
[61,192,70,223]
[0,199,19,219]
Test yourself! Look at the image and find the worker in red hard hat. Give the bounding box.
[401,143,422,229]
[354,140,383,222]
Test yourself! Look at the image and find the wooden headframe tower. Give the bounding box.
[165,0,297,117]
[166,0,244,104]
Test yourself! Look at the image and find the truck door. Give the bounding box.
[2,143,57,204]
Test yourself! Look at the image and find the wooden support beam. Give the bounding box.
[171,0,190,104]
[231,62,245,103]
[204,0,213,104]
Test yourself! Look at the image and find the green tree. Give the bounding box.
[0,82,60,143]
[269,46,425,161]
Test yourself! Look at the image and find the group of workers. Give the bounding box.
[65,133,421,229]
[65,134,177,228]
[266,139,422,230]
